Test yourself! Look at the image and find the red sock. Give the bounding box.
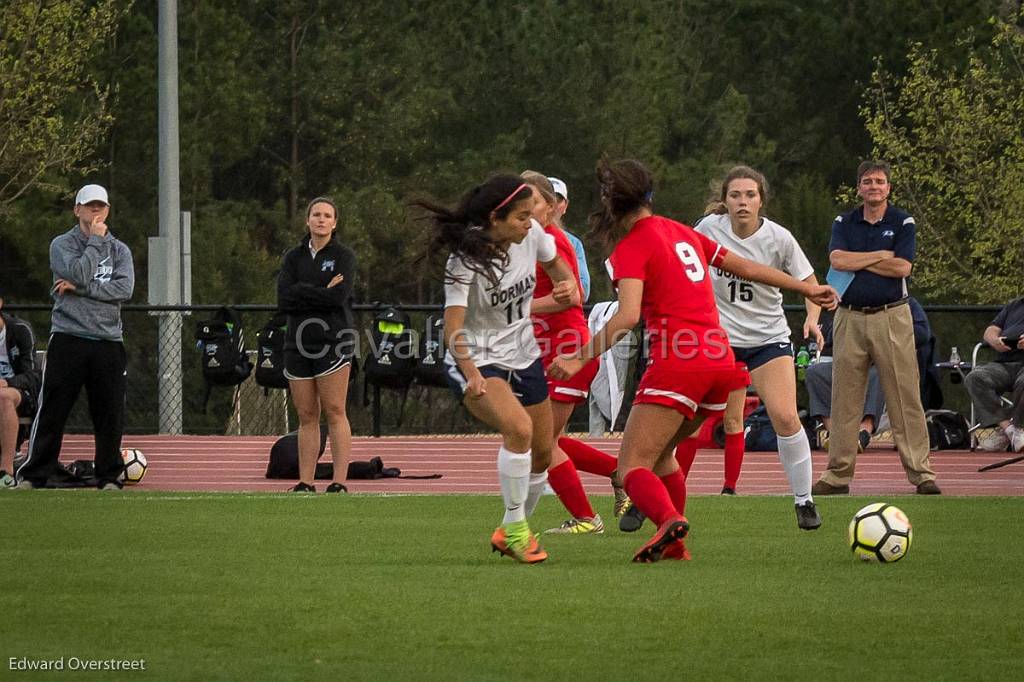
[547,460,596,519]
[723,432,745,489]
[558,437,618,478]
[659,469,687,516]
[674,438,699,477]
[623,468,677,527]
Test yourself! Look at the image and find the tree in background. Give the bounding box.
[0,0,132,300]
[863,12,1024,303]
[0,0,128,211]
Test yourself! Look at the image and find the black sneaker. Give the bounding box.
[289,482,316,493]
[857,430,872,453]
[721,486,736,495]
[324,482,348,493]
[618,503,646,533]
[795,500,822,530]
[97,479,123,491]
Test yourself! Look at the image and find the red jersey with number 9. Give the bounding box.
[606,215,734,370]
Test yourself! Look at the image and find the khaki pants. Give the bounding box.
[821,304,935,486]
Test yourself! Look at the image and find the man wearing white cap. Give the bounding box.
[16,183,135,490]
[548,177,590,302]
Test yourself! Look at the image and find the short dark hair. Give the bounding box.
[857,160,891,184]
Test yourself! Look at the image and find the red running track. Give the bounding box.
[53,435,1024,495]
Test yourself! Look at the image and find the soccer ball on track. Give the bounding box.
[120,448,148,485]
[848,502,912,563]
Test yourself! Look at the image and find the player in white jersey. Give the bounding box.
[681,166,825,530]
[415,174,579,563]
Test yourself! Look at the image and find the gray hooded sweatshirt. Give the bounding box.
[49,226,135,341]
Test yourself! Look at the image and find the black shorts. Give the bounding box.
[11,387,36,419]
[732,342,793,372]
[444,357,549,407]
[284,347,352,381]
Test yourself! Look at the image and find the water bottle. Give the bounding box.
[949,346,963,383]
[796,345,810,381]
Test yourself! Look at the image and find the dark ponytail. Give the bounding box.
[413,174,532,286]
[588,157,654,250]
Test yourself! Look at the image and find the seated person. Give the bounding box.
[807,297,937,452]
[964,296,1024,452]
[0,292,42,487]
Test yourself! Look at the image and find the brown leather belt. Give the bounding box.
[839,298,908,314]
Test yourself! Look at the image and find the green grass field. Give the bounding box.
[2,492,1023,680]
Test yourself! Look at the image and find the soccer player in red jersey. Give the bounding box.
[520,172,626,536]
[549,159,837,563]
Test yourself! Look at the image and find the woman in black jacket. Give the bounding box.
[0,294,42,487]
[277,197,357,493]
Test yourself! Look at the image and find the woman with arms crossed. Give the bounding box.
[277,197,356,494]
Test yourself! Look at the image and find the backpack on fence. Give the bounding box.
[414,314,448,388]
[195,306,252,410]
[254,314,289,391]
[925,409,970,450]
[363,306,415,390]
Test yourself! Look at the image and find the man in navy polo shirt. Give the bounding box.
[812,160,940,495]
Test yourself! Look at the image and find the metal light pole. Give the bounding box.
[150,0,185,434]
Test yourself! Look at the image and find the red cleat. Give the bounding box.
[661,539,692,561]
[632,516,690,563]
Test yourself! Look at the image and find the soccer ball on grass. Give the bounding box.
[848,503,912,563]
[120,448,148,485]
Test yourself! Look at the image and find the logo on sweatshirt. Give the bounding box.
[94,256,113,284]
[322,260,335,272]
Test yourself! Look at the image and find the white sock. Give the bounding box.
[497,446,532,525]
[777,429,813,505]
[525,471,548,517]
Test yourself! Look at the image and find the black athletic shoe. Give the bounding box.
[795,500,822,530]
[289,482,316,493]
[618,503,646,533]
[97,479,123,491]
[324,482,348,493]
[720,486,736,495]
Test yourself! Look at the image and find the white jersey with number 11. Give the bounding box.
[444,219,557,370]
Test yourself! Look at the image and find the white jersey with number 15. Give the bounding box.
[695,213,814,348]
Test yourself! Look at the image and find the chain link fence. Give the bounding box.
[6,303,1000,436]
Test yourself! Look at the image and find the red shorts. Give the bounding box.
[634,362,749,418]
[546,356,599,404]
